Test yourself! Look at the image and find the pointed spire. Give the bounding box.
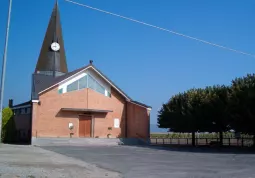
[35,0,68,77]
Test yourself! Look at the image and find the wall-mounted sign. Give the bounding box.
[114,118,120,128]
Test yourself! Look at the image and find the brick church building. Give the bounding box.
[9,1,151,145]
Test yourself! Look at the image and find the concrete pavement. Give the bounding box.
[0,144,122,178]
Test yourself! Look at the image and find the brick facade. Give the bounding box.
[32,84,150,139]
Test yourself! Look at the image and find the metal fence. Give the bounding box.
[150,138,254,147]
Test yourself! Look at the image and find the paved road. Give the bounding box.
[42,145,255,178]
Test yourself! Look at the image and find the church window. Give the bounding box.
[67,80,79,92]
[88,75,105,95]
[78,75,87,89]
[63,73,110,97]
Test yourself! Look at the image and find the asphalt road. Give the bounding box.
[42,145,255,178]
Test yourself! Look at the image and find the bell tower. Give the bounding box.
[35,0,68,77]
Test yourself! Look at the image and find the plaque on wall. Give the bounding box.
[114,118,120,128]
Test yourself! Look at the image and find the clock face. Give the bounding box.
[51,42,60,51]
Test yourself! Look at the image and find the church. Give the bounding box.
[9,1,151,145]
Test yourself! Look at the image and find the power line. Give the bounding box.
[64,0,255,58]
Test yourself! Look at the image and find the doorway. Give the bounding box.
[79,115,92,137]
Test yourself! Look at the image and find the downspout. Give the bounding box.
[29,75,34,144]
[148,108,151,144]
[87,75,88,109]
[125,100,128,138]
[29,100,33,144]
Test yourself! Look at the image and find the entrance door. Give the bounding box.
[79,115,92,137]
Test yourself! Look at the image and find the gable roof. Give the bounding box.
[34,63,151,109]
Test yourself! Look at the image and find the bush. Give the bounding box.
[1,107,16,143]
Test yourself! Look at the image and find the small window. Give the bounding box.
[58,88,63,94]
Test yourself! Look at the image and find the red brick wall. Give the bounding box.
[32,84,150,139]
[33,87,88,137]
[127,102,150,139]
[89,88,126,138]
[33,86,127,138]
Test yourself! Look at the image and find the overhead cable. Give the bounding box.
[64,0,255,58]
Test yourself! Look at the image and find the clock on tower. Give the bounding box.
[51,42,60,52]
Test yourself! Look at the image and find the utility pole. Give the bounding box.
[0,0,13,143]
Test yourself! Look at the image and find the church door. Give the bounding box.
[79,115,92,137]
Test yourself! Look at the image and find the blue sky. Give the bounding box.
[0,0,255,124]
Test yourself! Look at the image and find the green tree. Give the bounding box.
[230,74,255,145]
[1,107,16,143]
[158,86,231,146]
[201,85,231,145]
[158,89,207,146]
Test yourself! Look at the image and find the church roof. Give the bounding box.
[11,101,31,109]
[35,1,68,74]
[32,62,152,109]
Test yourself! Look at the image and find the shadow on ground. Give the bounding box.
[128,144,255,154]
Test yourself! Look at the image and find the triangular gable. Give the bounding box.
[37,63,151,109]
[38,64,131,101]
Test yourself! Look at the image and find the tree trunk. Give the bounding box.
[192,132,195,146]
[219,131,223,147]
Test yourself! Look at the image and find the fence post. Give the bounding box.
[229,138,231,146]
[156,138,157,144]
[187,138,188,145]
[241,138,244,147]
[206,138,208,145]
[163,138,165,145]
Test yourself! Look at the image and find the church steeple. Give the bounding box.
[35,0,68,77]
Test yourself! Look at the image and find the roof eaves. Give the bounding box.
[130,100,152,109]
[89,65,131,100]
[11,101,31,108]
